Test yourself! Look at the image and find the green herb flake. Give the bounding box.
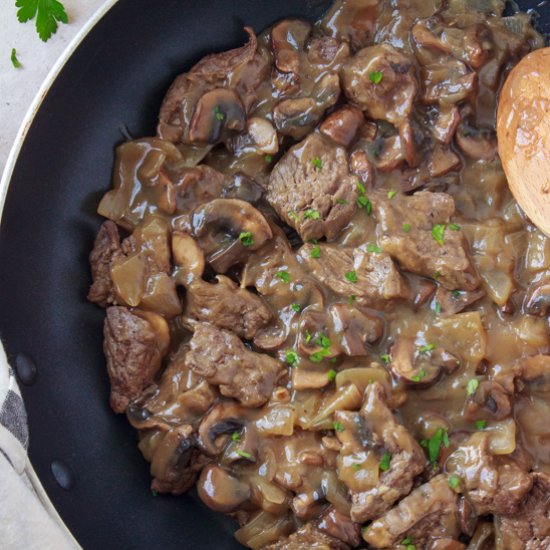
[369,70,383,84]
[380,354,391,365]
[379,451,391,471]
[432,224,447,246]
[411,369,426,382]
[10,48,22,68]
[310,348,332,363]
[367,243,382,254]
[327,369,337,382]
[315,333,332,349]
[264,154,273,164]
[288,211,299,221]
[435,270,442,280]
[285,350,299,367]
[426,427,450,464]
[236,450,252,459]
[336,198,348,205]
[362,524,370,533]
[332,421,345,433]
[401,537,413,546]
[231,431,241,442]
[448,475,461,490]
[239,231,254,247]
[434,302,442,315]
[449,223,461,231]
[291,303,302,313]
[275,270,291,284]
[352,462,362,471]
[311,244,321,259]
[345,271,358,283]
[304,209,321,220]
[348,294,357,305]
[356,194,372,214]
[213,106,225,121]
[311,157,322,170]
[467,378,480,396]
[387,189,397,199]
[403,223,411,233]
[356,180,366,194]
[418,343,436,355]
[305,330,313,344]
[16,0,69,42]
[475,420,487,430]
[452,290,461,297]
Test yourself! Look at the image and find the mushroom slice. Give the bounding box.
[524,277,550,316]
[320,105,364,147]
[197,464,251,513]
[192,198,272,272]
[172,231,205,285]
[428,146,461,178]
[273,97,318,140]
[464,380,512,421]
[188,88,246,144]
[270,19,312,75]
[197,401,247,456]
[455,125,497,161]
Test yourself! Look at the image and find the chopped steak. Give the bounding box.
[372,190,480,290]
[496,472,550,550]
[363,475,459,548]
[103,306,163,413]
[297,243,409,309]
[185,322,284,407]
[183,275,272,339]
[264,524,349,550]
[342,382,426,522]
[88,221,123,306]
[267,133,358,241]
[341,44,418,127]
[448,432,532,516]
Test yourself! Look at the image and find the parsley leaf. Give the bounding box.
[402,223,411,233]
[239,231,253,247]
[332,421,345,432]
[327,369,337,382]
[426,427,450,464]
[264,154,273,163]
[387,189,397,199]
[356,195,372,213]
[310,348,332,363]
[369,70,383,84]
[311,157,322,170]
[475,420,487,430]
[285,350,299,366]
[432,224,447,246]
[452,290,461,297]
[291,303,301,313]
[352,462,362,471]
[304,209,320,220]
[448,475,461,489]
[345,271,358,283]
[467,378,480,396]
[367,243,382,254]
[288,211,299,221]
[213,106,225,121]
[311,244,321,259]
[411,369,426,382]
[348,294,357,305]
[418,343,436,354]
[449,223,461,231]
[335,198,348,205]
[231,431,241,442]
[236,450,252,459]
[16,0,69,42]
[10,48,22,68]
[315,333,331,349]
[380,354,391,365]
[379,451,391,471]
[275,270,291,283]
[305,330,313,344]
[434,302,442,315]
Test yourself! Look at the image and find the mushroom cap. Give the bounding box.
[197,464,251,513]
[197,401,247,456]
[172,231,205,286]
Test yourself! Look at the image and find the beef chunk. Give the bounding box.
[342,44,418,127]
[496,472,550,550]
[448,433,532,516]
[341,382,426,522]
[371,190,480,291]
[185,322,284,407]
[183,275,272,339]
[267,133,358,241]
[317,507,361,547]
[103,307,163,413]
[363,475,459,548]
[297,243,409,309]
[88,221,123,306]
[265,523,349,550]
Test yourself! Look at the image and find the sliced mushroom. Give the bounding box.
[420,59,477,106]
[524,277,550,316]
[188,88,246,144]
[222,425,260,465]
[197,402,247,456]
[455,125,497,161]
[192,198,272,272]
[320,105,364,147]
[428,146,461,178]
[429,105,461,144]
[435,287,485,316]
[172,231,205,285]
[270,19,312,75]
[464,380,512,421]
[273,97,319,140]
[514,355,550,392]
[297,309,338,359]
[197,464,251,513]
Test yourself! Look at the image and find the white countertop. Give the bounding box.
[0,0,107,179]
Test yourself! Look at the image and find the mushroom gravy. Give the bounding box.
[88,1,549,548]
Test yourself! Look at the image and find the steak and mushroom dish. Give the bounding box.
[88,1,549,548]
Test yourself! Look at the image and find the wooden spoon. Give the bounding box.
[497,47,550,236]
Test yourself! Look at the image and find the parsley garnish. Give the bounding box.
[424,427,450,464]
[467,378,480,396]
[213,106,225,121]
[310,244,321,259]
[239,231,253,247]
[352,462,362,471]
[448,475,461,490]
[285,350,299,366]
[275,270,291,283]
[356,195,372,212]
[356,180,366,194]
[367,243,382,254]
[327,369,337,382]
[315,333,331,348]
[336,198,348,205]
[434,302,442,315]
[418,343,436,354]
[288,211,299,221]
[310,348,332,362]
[379,451,391,471]
[435,270,442,279]
[231,431,241,442]
[304,209,320,220]
[291,303,301,312]
[401,537,416,550]
[332,421,345,432]
[16,0,69,42]
[449,223,461,231]
[387,189,397,199]
[10,48,22,68]
[402,223,411,233]
[345,271,358,283]
[411,369,426,382]
[305,330,313,344]
[475,420,487,430]
[452,290,461,297]
[311,157,322,170]
[348,294,357,305]
[369,70,383,84]
[380,354,391,365]
[432,224,447,246]
[236,450,252,459]
[264,154,273,163]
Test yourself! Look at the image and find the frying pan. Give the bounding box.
[0,1,548,548]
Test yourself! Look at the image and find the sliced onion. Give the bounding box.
[111,252,148,306]
[487,418,516,455]
[256,405,295,437]
[235,511,294,550]
[336,366,390,395]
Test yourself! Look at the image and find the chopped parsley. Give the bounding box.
[411,369,426,382]
[356,180,366,194]
[379,451,391,471]
[367,243,382,254]
[401,536,416,550]
[315,333,331,348]
[434,302,442,315]
[422,427,450,464]
[327,369,337,382]
[239,231,253,247]
[16,0,69,42]
[311,244,321,259]
[369,70,384,84]
[448,475,461,490]
[452,290,461,297]
[311,157,322,170]
[264,154,273,163]
[352,462,362,471]
[304,209,320,220]
[356,195,373,213]
[387,189,397,199]
[432,224,447,246]
[275,270,291,283]
[291,303,302,313]
[332,421,345,432]
[336,198,348,205]
[467,378,480,396]
[236,450,252,459]
[285,350,299,367]
[288,211,299,221]
[213,106,225,121]
[475,420,487,430]
[345,271,358,283]
[435,270,442,279]
[380,354,391,365]
[403,223,411,233]
[10,48,22,68]
[305,330,313,344]
[418,343,436,354]
[310,348,332,363]
[348,294,357,305]
[231,431,241,442]
[449,223,461,231]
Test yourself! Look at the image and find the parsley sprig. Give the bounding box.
[16,0,69,42]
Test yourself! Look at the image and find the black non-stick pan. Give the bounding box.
[0,1,548,548]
